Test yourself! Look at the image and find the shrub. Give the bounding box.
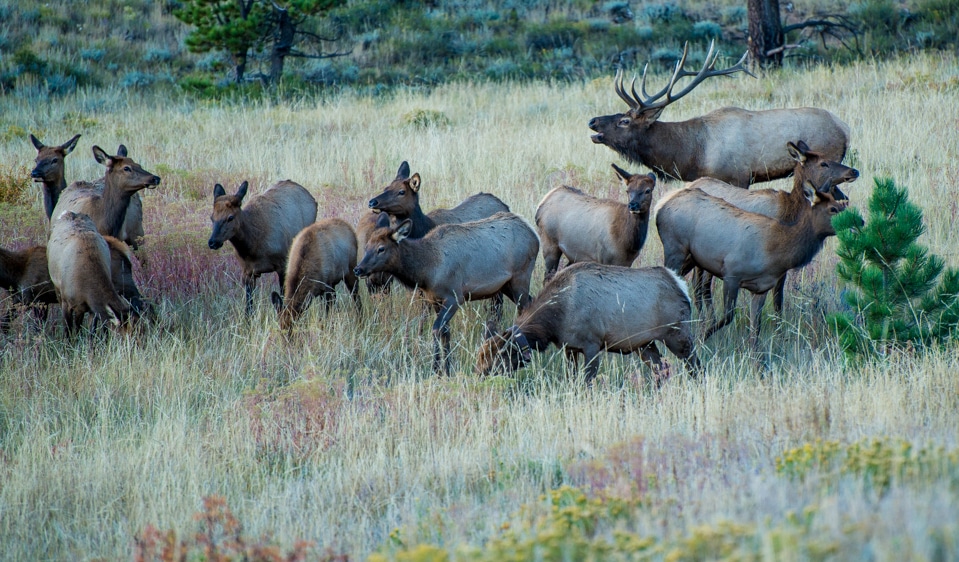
[401,109,451,128]
[692,20,722,41]
[0,162,31,205]
[829,177,959,355]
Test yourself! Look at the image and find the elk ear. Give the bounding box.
[395,161,411,181]
[116,144,128,157]
[29,134,44,150]
[392,219,413,242]
[787,142,807,164]
[213,183,226,199]
[270,292,283,313]
[235,181,249,202]
[611,163,633,183]
[646,172,657,182]
[374,212,392,229]
[639,106,666,124]
[802,180,816,200]
[62,134,81,155]
[408,173,421,193]
[92,145,111,165]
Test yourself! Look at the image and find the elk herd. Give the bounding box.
[2,42,864,385]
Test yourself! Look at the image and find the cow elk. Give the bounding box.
[354,212,539,374]
[29,133,80,219]
[1,245,57,332]
[52,145,158,249]
[689,140,860,313]
[367,161,510,239]
[208,180,318,315]
[588,41,850,187]
[656,186,854,358]
[536,163,655,282]
[477,262,699,385]
[47,211,132,335]
[270,218,360,332]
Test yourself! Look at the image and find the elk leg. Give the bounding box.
[696,269,715,319]
[772,273,787,315]
[542,242,562,283]
[703,279,740,342]
[432,299,459,375]
[243,273,257,316]
[582,345,602,386]
[485,294,504,339]
[345,271,362,312]
[750,292,770,370]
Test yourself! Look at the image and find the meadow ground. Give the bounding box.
[1,52,958,560]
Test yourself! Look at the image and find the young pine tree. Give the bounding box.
[829,177,959,354]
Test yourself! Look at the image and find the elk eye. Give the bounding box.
[377,246,385,254]
[52,158,58,163]
[227,215,235,222]
[821,162,829,168]
[123,166,132,172]
[618,118,630,126]
[398,190,405,196]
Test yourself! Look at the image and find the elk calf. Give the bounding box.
[354,212,539,374]
[208,180,318,315]
[688,141,859,313]
[588,41,849,187]
[29,133,80,219]
[47,211,131,335]
[0,245,57,332]
[368,161,510,239]
[536,163,655,282]
[52,145,159,249]
[271,218,360,332]
[477,262,699,385]
[656,187,852,356]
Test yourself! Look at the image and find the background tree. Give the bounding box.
[174,0,347,86]
[748,0,784,67]
[829,177,959,355]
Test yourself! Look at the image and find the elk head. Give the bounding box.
[611,163,656,214]
[30,133,80,184]
[368,161,420,216]
[208,181,248,250]
[476,326,532,376]
[92,145,161,193]
[808,184,857,236]
[787,141,859,201]
[588,41,751,159]
[353,217,411,278]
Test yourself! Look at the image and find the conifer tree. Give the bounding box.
[829,177,959,354]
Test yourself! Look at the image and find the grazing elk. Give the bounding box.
[47,211,132,335]
[270,218,360,332]
[588,41,850,187]
[354,212,539,374]
[656,186,854,357]
[29,133,80,219]
[477,262,700,385]
[367,161,510,239]
[535,163,656,282]
[689,140,860,314]
[52,145,158,249]
[208,180,318,315]
[0,245,57,332]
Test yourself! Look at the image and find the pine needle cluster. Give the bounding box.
[829,177,959,354]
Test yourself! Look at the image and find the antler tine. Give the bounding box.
[614,68,639,109]
[638,62,651,100]
[660,40,753,107]
[634,42,692,109]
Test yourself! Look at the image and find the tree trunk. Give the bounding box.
[234,54,247,84]
[269,5,295,85]
[748,0,784,67]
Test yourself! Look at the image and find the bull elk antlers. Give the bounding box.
[615,40,755,112]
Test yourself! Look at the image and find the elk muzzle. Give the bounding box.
[145,174,161,189]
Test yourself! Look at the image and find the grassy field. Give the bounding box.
[1,52,959,560]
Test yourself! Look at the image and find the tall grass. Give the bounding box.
[1,52,958,560]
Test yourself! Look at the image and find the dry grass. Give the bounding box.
[1,52,958,560]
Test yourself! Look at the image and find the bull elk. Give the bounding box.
[354,212,539,374]
[689,140,859,314]
[51,145,158,249]
[270,218,361,332]
[477,262,699,386]
[47,211,132,335]
[656,186,854,358]
[535,163,655,282]
[588,41,850,187]
[208,180,318,315]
